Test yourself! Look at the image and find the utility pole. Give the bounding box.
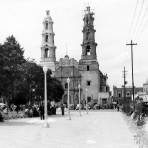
[122,67,127,101]
[126,40,137,110]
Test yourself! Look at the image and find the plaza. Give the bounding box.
[0,1,148,148]
[0,110,141,148]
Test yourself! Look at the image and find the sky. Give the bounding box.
[0,0,148,89]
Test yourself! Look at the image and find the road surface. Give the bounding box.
[0,110,138,148]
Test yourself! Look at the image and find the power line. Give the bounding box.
[129,0,139,39]
[134,0,148,40]
[136,6,148,40]
[141,15,148,33]
[132,0,145,40]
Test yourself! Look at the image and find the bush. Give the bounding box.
[32,108,39,117]
[122,103,133,115]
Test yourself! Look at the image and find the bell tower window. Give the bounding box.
[86,32,90,40]
[44,48,48,58]
[86,45,91,55]
[45,35,48,42]
[45,22,48,30]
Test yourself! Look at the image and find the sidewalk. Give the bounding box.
[0,111,137,148]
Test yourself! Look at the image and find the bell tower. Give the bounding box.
[81,6,97,61]
[40,10,56,72]
[79,6,100,102]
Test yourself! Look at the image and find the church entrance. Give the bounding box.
[63,94,67,105]
[87,96,91,103]
[74,94,79,105]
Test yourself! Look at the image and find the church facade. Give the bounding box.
[40,7,110,107]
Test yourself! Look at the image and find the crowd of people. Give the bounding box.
[0,102,66,121]
[0,101,122,122]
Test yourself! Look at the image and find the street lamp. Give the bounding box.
[78,84,81,116]
[67,77,71,120]
[43,66,49,128]
[32,88,35,105]
[85,88,88,114]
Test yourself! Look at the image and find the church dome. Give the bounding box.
[64,55,69,59]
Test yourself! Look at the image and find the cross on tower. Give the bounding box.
[126,40,137,110]
[46,10,50,16]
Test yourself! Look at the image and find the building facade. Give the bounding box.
[41,7,110,106]
[143,82,148,94]
[78,6,100,103]
[55,55,81,105]
[113,86,143,103]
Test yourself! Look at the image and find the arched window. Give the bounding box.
[126,91,130,97]
[87,65,89,71]
[118,93,121,98]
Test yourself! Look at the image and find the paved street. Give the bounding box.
[0,110,138,148]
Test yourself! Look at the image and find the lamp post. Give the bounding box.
[43,66,49,128]
[32,88,35,105]
[67,77,71,120]
[78,84,81,116]
[85,88,88,114]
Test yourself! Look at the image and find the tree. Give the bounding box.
[0,35,25,105]
[0,44,5,95]
[0,35,64,106]
[47,77,64,102]
[14,59,64,105]
[19,59,44,104]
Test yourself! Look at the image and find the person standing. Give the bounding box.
[117,104,120,112]
[61,103,65,116]
[39,103,44,120]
